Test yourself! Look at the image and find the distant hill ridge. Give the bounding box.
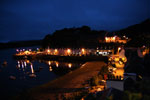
[1,19,149,49]
[115,18,150,37]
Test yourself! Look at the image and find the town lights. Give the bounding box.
[118,47,121,51]
[81,48,85,54]
[56,62,59,67]
[68,63,72,68]
[54,49,58,55]
[16,49,19,52]
[112,36,116,40]
[54,49,58,52]
[67,49,71,55]
[105,37,108,41]
[47,49,50,53]
[48,61,51,65]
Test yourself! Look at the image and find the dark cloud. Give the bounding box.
[0,0,149,42]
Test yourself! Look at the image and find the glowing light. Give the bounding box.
[56,62,59,67]
[17,61,20,68]
[49,66,52,71]
[26,60,30,63]
[30,64,34,73]
[105,37,108,41]
[48,61,51,65]
[67,49,71,55]
[81,48,85,54]
[55,49,58,52]
[118,47,121,51]
[24,62,27,67]
[18,64,20,68]
[54,49,58,55]
[47,49,50,53]
[112,36,116,40]
[68,63,72,68]
[115,58,119,62]
[16,49,19,52]
[22,63,24,69]
[24,51,31,55]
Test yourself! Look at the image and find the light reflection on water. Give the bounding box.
[0,47,83,99]
[16,60,82,78]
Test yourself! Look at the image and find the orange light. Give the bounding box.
[49,66,52,71]
[68,63,72,68]
[81,48,85,54]
[67,49,71,54]
[55,49,58,52]
[113,36,116,40]
[47,49,50,53]
[30,64,34,73]
[118,47,121,51]
[48,61,51,65]
[56,62,59,67]
[105,37,108,40]
[26,60,30,63]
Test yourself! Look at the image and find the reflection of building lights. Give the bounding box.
[49,66,52,71]
[30,64,34,74]
[22,63,24,69]
[24,62,27,67]
[18,64,20,68]
[68,63,72,68]
[17,61,20,68]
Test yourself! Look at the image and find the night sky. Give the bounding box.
[0,0,149,42]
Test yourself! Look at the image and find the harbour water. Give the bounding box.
[0,46,83,99]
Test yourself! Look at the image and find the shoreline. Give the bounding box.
[14,61,106,100]
[13,54,108,62]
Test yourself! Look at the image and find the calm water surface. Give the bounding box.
[0,46,83,99]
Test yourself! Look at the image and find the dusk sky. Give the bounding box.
[0,0,149,42]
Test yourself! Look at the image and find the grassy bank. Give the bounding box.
[14,61,106,100]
